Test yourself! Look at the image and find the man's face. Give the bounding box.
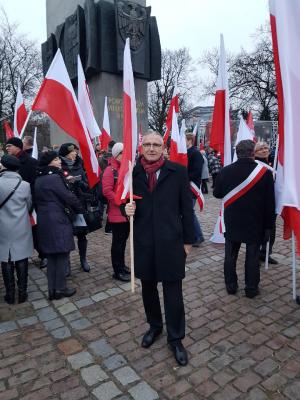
[6,144,20,156]
[22,140,31,150]
[255,144,270,159]
[142,134,163,162]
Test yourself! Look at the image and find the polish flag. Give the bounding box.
[77,55,101,140]
[210,34,231,167]
[100,96,111,151]
[14,85,28,137]
[163,82,179,144]
[169,114,187,166]
[233,116,255,162]
[3,121,14,139]
[114,38,138,205]
[31,49,100,188]
[32,127,38,160]
[270,0,300,254]
[190,181,205,211]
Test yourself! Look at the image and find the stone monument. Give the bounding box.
[43,0,161,145]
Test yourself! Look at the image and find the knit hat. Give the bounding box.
[6,137,23,150]
[1,155,21,171]
[38,151,59,167]
[112,143,123,158]
[58,143,77,157]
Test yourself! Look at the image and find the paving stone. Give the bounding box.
[283,381,300,400]
[67,351,94,370]
[64,311,83,322]
[32,299,49,310]
[92,381,122,400]
[81,365,108,386]
[113,366,140,386]
[0,388,18,399]
[129,382,159,400]
[106,287,123,297]
[57,302,77,315]
[57,339,83,355]
[246,387,268,400]
[91,291,109,302]
[88,339,115,358]
[51,326,71,339]
[254,358,279,377]
[70,318,92,330]
[103,354,128,371]
[43,317,65,331]
[0,321,17,334]
[28,291,44,301]
[17,316,38,327]
[36,306,58,322]
[75,298,94,308]
[61,386,88,400]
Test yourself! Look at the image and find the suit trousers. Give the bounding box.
[224,239,260,291]
[141,280,185,345]
[47,253,69,292]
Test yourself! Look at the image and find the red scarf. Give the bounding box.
[140,155,165,192]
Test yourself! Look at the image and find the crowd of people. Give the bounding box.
[0,131,280,366]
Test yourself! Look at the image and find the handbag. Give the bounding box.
[83,203,103,232]
[64,206,76,222]
[0,178,22,209]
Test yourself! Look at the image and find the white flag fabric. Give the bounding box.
[32,127,38,160]
[233,117,255,162]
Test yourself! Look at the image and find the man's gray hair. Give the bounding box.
[236,140,255,159]
[23,135,33,146]
[142,130,163,143]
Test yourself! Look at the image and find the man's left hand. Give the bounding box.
[184,244,192,255]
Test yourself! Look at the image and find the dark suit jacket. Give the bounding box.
[187,146,204,189]
[132,159,194,282]
[213,158,275,244]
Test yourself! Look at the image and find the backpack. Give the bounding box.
[99,167,118,204]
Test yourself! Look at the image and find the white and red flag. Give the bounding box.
[77,55,101,140]
[270,0,300,254]
[169,113,187,167]
[163,82,179,144]
[233,116,255,162]
[101,96,111,151]
[246,111,255,134]
[14,84,28,138]
[138,124,143,155]
[210,34,231,167]
[3,121,14,139]
[190,181,205,211]
[31,49,100,188]
[32,127,38,160]
[114,38,138,205]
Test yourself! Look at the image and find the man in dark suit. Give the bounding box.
[214,140,275,298]
[125,131,194,366]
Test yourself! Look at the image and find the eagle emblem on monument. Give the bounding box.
[117,1,148,51]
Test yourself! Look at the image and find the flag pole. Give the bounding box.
[19,109,33,139]
[129,160,135,293]
[292,232,297,300]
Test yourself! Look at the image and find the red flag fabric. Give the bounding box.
[100,96,111,151]
[190,182,204,211]
[32,49,100,188]
[210,35,231,167]
[114,38,138,205]
[14,85,28,137]
[169,114,187,167]
[270,0,300,253]
[163,82,179,144]
[3,121,14,139]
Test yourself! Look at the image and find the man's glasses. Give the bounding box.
[142,143,162,149]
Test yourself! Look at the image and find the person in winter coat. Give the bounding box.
[35,151,83,300]
[213,140,275,299]
[186,133,204,247]
[0,155,33,304]
[59,143,92,273]
[125,131,194,367]
[207,149,222,189]
[102,143,131,282]
[200,150,209,194]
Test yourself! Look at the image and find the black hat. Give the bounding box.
[1,155,21,171]
[59,143,77,157]
[38,151,59,167]
[6,137,23,150]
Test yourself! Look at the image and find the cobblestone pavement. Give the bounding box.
[0,192,300,400]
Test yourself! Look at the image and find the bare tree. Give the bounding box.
[0,9,43,123]
[148,48,199,134]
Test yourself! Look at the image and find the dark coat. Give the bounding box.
[16,150,38,192]
[132,160,195,282]
[187,146,204,189]
[213,158,275,244]
[34,168,83,254]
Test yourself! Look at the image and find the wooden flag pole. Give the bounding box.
[129,160,135,293]
[19,109,33,139]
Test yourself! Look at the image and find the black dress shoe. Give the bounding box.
[296,296,300,305]
[245,288,259,299]
[81,259,90,272]
[55,287,76,299]
[170,342,188,366]
[122,266,131,274]
[113,272,131,282]
[268,256,278,265]
[48,290,56,301]
[40,258,48,269]
[226,283,238,295]
[192,238,204,248]
[141,329,162,348]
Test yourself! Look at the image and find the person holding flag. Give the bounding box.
[125,131,194,366]
[213,140,275,298]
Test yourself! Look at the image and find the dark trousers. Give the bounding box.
[47,253,69,292]
[201,180,208,194]
[110,222,129,275]
[141,280,185,345]
[260,217,276,256]
[211,173,219,188]
[224,239,260,292]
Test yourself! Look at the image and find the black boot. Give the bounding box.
[1,262,15,304]
[78,236,90,272]
[15,259,28,304]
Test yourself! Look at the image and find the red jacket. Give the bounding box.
[102,158,127,223]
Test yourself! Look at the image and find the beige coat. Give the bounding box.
[0,171,33,262]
